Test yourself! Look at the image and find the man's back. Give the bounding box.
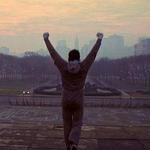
[60,63,87,92]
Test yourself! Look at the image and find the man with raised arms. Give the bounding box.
[43,32,103,150]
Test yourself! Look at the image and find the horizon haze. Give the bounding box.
[0,0,150,55]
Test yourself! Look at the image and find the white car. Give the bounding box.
[22,90,30,95]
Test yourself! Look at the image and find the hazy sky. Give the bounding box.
[0,0,150,53]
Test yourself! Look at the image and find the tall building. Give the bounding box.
[37,49,49,56]
[100,35,126,58]
[56,40,69,59]
[81,40,95,60]
[134,38,150,56]
[74,37,79,50]
[81,44,89,60]
[0,47,10,55]
[102,35,124,52]
[56,40,67,50]
[81,34,134,59]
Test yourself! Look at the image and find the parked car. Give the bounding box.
[22,90,30,95]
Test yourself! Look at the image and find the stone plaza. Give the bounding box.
[0,95,150,150]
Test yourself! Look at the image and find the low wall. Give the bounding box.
[0,95,150,108]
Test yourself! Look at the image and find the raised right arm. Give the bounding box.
[43,32,67,71]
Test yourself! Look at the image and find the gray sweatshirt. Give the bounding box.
[44,38,102,103]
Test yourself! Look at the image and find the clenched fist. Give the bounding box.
[43,32,49,40]
[96,32,103,39]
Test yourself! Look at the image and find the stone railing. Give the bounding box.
[0,95,150,108]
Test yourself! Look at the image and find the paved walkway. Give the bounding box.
[0,106,150,126]
[0,122,150,150]
[0,105,150,149]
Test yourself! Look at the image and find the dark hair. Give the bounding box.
[68,49,80,61]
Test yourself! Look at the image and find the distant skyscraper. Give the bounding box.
[37,48,49,56]
[103,34,124,51]
[134,38,150,56]
[0,47,10,55]
[101,34,125,58]
[56,40,69,59]
[81,40,97,60]
[81,34,134,59]
[74,37,79,50]
[56,40,67,50]
[81,44,89,60]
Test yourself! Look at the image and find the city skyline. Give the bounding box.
[0,34,139,59]
[0,0,150,53]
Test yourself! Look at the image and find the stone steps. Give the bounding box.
[0,123,150,150]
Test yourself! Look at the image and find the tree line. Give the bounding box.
[90,55,150,86]
[0,52,150,86]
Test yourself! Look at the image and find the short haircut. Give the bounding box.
[68,49,80,61]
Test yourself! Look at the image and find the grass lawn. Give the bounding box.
[0,80,49,95]
[127,92,150,99]
[0,88,22,95]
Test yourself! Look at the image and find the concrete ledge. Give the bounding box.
[0,95,150,108]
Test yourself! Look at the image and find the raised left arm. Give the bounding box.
[81,33,103,72]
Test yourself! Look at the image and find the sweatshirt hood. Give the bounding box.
[67,60,81,74]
